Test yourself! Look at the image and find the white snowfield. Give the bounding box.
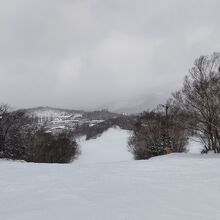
[1,128,220,220]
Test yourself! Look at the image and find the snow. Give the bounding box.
[1,128,220,220]
[30,109,72,119]
[50,126,66,130]
[28,108,82,123]
[76,127,133,164]
[185,137,204,154]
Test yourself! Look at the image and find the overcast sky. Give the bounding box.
[0,0,220,111]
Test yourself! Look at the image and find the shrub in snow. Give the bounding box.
[27,131,80,163]
[128,108,189,160]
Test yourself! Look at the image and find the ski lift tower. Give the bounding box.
[161,104,172,154]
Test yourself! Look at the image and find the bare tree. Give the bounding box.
[128,106,189,160]
[173,52,220,153]
[128,111,164,160]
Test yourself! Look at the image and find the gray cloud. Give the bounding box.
[0,0,220,111]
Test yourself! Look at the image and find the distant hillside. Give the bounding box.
[24,106,84,118]
[24,106,120,121]
[21,106,136,140]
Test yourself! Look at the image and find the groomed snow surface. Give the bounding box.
[1,128,220,220]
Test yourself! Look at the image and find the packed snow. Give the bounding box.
[76,127,133,164]
[1,128,220,220]
[186,137,205,154]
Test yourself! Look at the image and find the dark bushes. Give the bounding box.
[0,107,30,160]
[0,106,80,163]
[27,131,80,163]
[128,107,189,160]
[128,112,166,160]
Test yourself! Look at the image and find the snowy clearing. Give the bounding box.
[1,128,220,220]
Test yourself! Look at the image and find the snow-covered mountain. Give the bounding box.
[23,107,134,138]
[26,107,83,121]
[25,107,119,121]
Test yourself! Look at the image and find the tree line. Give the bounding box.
[0,105,80,163]
[128,52,220,159]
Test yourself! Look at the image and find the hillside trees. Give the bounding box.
[0,105,80,163]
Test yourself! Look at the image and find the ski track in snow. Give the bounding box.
[1,128,220,220]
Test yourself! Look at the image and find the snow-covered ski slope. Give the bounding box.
[76,128,133,165]
[1,128,220,220]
